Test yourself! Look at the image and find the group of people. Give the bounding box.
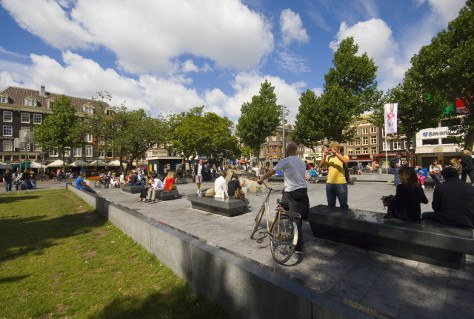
[2,169,37,191]
[137,171,176,203]
[384,150,474,227]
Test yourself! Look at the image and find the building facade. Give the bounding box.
[0,85,109,165]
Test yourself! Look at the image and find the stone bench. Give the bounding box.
[158,189,180,200]
[308,204,474,268]
[121,184,145,194]
[187,194,247,217]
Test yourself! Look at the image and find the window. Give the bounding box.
[83,105,94,114]
[98,150,105,158]
[0,96,7,103]
[86,134,93,143]
[49,149,59,157]
[20,143,31,152]
[3,111,12,122]
[34,143,42,151]
[394,141,402,149]
[441,137,456,144]
[3,125,12,136]
[25,99,36,106]
[357,129,360,135]
[362,147,369,154]
[370,127,377,133]
[33,114,42,124]
[21,113,30,123]
[362,128,368,134]
[422,139,438,145]
[348,140,353,146]
[86,145,93,157]
[370,136,377,144]
[348,150,353,155]
[371,147,377,154]
[73,148,82,157]
[362,137,368,145]
[3,140,12,151]
[355,139,361,146]
[48,100,55,108]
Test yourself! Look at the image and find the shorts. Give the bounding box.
[195,174,202,184]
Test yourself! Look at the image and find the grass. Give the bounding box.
[0,189,229,319]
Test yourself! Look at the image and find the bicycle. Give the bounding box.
[94,175,110,188]
[250,183,300,264]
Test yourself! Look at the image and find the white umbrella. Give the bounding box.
[0,162,13,169]
[107,159,126,167]
[47,159,65,167]
[30,161,47,169]
[89,160,108,166]
[70,160,89,167]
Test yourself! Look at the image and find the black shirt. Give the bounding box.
[227,179,241,197]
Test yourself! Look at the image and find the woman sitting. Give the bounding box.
[415,166,428,189]
[382,167,428,221]
[227,173,242,199]
[164,171,175,191]
[429,160,442,188]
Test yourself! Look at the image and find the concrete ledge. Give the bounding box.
[308,204,474,268]
[159,189,180,200]
[187,194,246,217]
[66,184,374,318]
[121,185,145,194]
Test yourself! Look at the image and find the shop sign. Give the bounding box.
[422,130,454,138]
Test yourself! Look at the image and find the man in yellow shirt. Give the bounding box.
[319,141,350,209]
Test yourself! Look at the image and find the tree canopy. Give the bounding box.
[236,80,281,156]
[292,37,381,145]
[410,0,473,148]
[34,95,87,168]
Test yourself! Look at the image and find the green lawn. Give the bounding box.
[0,189,228,319]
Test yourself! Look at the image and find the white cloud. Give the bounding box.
[415,0,466,26]
[277,51,310,73]
[181,60,199,73]
[2,0,274,75]
[280,8,309,46]
[1,0,96,50]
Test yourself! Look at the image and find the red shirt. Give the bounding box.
[165,177,174,191]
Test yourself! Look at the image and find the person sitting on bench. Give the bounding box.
[382,167,428,221]
[422,167,474,227]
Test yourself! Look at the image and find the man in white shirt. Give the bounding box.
[214,171,228,198]
[146,173,165,203]
[257,142,309,255]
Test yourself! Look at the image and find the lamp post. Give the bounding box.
[280,105,289,158]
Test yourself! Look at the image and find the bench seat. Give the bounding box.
[158,189,180,200]
[308,204,474,268]
[187,194,247,217]
[121,185,145,194]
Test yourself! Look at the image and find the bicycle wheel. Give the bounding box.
[43,175,49,181]
[269,213,297,264]
[94,180,101,188]
[250,205,265,239]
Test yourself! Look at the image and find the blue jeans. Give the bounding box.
[326,183,348,209]
[81,186,97,194]
[393,167,400,185]
[430,173,442,187]
[5,181,12,192]
[31,179,36,189]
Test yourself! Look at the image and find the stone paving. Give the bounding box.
[3,177,473,318]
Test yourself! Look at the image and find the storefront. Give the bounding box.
[414,127,462,168]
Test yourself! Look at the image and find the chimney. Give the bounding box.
[40,85,45,97]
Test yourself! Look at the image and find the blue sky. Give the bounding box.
[0,0,467,124]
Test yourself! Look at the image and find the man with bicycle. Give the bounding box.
[257,142,309,255]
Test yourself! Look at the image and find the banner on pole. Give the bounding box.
[384,103,398,134]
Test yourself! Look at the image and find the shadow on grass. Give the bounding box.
[0,275,30,283]
[90,287,228,319]
[0,211,106,263]
[0,195,39,204]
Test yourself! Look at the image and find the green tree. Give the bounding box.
[34,95,87,169]
[168,106,240,164]
[410,0,473,148]
[236,80,281,157]
[293,37,381,144]
[374,73,446,163]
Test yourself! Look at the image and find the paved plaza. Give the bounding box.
[3,178,474,318]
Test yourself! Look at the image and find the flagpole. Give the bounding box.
[385,130,388,174]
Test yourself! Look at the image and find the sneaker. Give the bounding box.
[197,190,200,194]
[97,191,101,195]
[422,185,425,189]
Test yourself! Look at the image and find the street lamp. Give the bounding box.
[280,105,289,157]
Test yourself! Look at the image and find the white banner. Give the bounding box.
[384,103,398,134]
